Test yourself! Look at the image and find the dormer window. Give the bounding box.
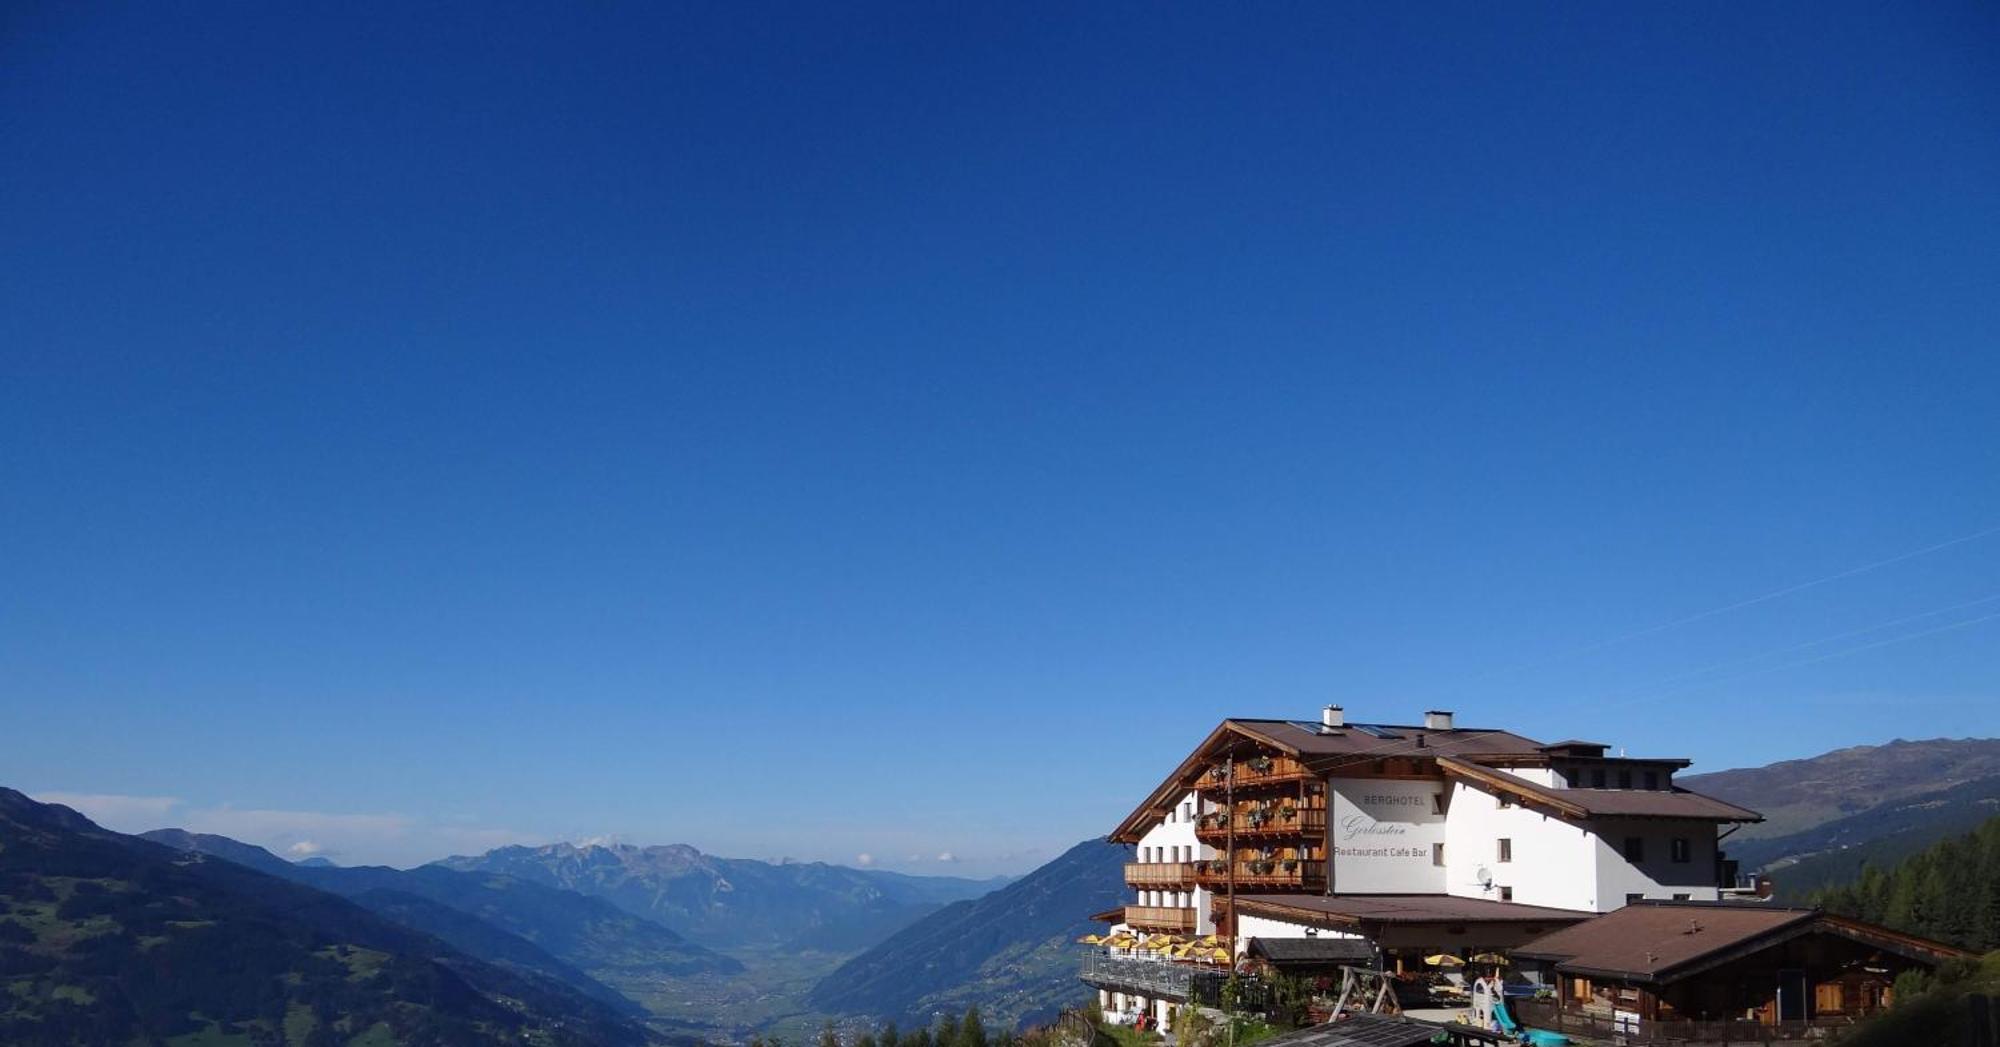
[1644,771,1659,790]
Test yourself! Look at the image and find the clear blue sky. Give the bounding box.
[4,2,1997,874]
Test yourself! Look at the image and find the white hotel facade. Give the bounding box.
[1085,707,1763,1029]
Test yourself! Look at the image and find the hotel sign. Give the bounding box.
[1328,777,1447,893]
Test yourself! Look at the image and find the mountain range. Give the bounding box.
[140,828,742,1021]
[435,842,1004,952]
[1682,737,2000,840]
[0,789,652,1046]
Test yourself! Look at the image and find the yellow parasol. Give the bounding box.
[1471,952,1509,965]
[1207,947,1232,963]
[1424,953,1466,967]
[1077,934,1105,945]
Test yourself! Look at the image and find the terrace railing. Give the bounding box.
[1512,999,1868,1045]
[1122,905,1199,933]
[1079,952,1236,1007]
[1123,862,1199,888]
[1194,859,1327,890]
[1194,807,1327,840]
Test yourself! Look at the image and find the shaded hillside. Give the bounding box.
[436,842,1001,950]
[806,839,1128,1030]
[1716,776,2000,901]
[0,789,650,1046]
[1682,738,2000,840]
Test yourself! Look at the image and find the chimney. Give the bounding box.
[1424,709,1454,731]
[1321,705,1345,731]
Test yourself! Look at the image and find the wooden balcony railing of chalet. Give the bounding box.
[1512,1000,1868,1045]
[1123,862,1199,888]
[1123,906,1199,933]
[1197,755,1315,791]
[1193,859,1327,890]
[1194,807,1327,841]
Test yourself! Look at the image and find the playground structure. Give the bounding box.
[1470,979,1570,1047]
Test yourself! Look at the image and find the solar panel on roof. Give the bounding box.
[1351,724,1401,738]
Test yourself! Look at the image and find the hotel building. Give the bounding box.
[1084,707,1764,1029]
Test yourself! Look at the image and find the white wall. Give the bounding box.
[1442,782,1599,910]
[1328,777,1447,893]
[1132,791,1216,928]
[1589,818,1721,905]
[1134,790,1207,866]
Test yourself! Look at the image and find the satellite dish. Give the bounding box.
[1473,866,1494,890]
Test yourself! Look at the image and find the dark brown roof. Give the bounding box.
[1513,902,1975,983]
[1234,719,1548,760]
[1247,936,1378,964]
[1109,718,1548,841]
[1232,893,1592,928]
[1438,756,1761,822]
[1259,1014,1448,1047]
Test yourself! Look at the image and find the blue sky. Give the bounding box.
[3,2,1997,874]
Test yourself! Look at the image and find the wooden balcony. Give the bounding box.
[1196,755,1317,793]
[1194,859,1327,891]
[1124,905,1199,934]
[1194,807,1327,842]
[1124,862,1199,889]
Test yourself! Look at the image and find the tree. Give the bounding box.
[959,1006,987,1047]
[937,1011,960,1047]
[820,1019,842,1047]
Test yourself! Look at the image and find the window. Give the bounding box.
[1623,837,1645,862]
[1625,893,1644,905]
[1499,886,1514,901]
[1570,976,1593,1002]
[1183,801,1194,820]
[1498,793,1515,809]
[1644,771,1660,790]
[1671,837,1691,863]
[1497,838,1513,863]
[1618,769,1633,789]
[1591,769,1607,788]
[1432,842,1446,867]
[1671,893,1691,901]
[1816,983,1845,1014]
[1431,792,1448,815]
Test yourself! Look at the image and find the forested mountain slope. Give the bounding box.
[0,789,651,1046]
[807,839,1127,1030]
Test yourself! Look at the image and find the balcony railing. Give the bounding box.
[1079,952,1235,1006]
[1193,859,1327,890]
[1123,862,1199,888]
[1123,905,1198,933]
[1194,807,1327,840]
[1196,755,1316,792]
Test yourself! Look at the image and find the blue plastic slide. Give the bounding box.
[1491,994,1571,1047]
